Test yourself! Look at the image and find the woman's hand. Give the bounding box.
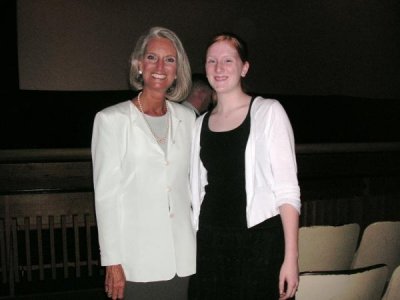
[279,257,299,299]
[105,264,126,299]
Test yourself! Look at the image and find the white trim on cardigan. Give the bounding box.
[190,96,301,230]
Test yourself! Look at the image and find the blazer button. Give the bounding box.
[166,186,171,192]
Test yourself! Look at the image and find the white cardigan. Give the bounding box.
[92,100,196,282]
[190,96,301,230]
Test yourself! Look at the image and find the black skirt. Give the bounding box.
[189,215,284,300]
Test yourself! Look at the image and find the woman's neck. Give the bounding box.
[135,90,167,116]
[214,90,250,114]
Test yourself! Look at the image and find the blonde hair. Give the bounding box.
[129,27,192,101]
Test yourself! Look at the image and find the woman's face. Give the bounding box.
[139,37,177,93]
[205,40,249,94]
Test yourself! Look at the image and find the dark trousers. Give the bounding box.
[124,275,190,300]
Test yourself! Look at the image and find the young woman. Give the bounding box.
[189,33,301,300]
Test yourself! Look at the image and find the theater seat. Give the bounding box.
[351,221,400,280]
[298,223,360,272]
[296,264,388,300]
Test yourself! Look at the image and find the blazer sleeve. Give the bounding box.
[91,111,124,265]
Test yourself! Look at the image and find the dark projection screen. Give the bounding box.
[17,0,400,98]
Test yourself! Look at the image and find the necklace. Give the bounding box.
[137,92,169,144]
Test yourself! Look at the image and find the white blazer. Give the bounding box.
[190,97,301,230]
[91,100,196,282]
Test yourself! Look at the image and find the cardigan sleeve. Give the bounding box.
[189,114,207,231]
[268,101,301,213]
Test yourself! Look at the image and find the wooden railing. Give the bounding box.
[296,143,400,230]
[1,143,400,298]
[0,149,103,298]
[1,212,99,290]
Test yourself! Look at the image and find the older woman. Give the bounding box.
[91,27,196,300]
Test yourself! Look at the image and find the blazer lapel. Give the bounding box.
[130,100,181,154]
[167,101,182,146]
[129,101,161,148]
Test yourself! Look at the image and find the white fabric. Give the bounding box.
[92,100,196,282]
[145,113,169,153]
[190,96,301,230]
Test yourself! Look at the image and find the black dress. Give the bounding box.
[189,99,284,300]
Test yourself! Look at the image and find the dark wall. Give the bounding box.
[15,0,400,98]
[2,1,400,149]
[2,91,400,149]
[2,0,18,91]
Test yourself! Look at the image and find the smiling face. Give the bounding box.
[139,37,178,93]
[205,40,249,94]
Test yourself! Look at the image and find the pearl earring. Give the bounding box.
[139,70,142,74]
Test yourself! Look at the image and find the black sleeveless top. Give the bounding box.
[199,99,254,230]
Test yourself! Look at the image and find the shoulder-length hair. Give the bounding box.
[129,27,192,102]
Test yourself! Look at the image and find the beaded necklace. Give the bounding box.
[137,92,169,144]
